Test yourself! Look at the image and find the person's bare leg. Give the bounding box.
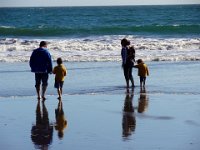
[130,78,134,87]
[57,88,62,100]
[124,67,129,89]
[129,68,134,87]
[60,88,63,95]
[36,86,40,99]
[42,86,47,100]
[143,78,146,87]
[140,81,143,88]
[126,79,129,89]
[129,74,134,87]
[125,84,130,95]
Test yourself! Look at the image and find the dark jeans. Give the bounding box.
[35,73,49,87]
[140,77,146,83]
[123,64,133,83]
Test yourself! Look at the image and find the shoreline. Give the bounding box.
[0,61,199,149]
[0,61,200,97]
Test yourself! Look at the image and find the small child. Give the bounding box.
[55,100,67,139]
[53,58,67,99]
[134,59,149,87]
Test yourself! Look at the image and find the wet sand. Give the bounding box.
[0,61,200,149]
[0,91,200,150]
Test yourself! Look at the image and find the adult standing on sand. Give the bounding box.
[121,38,135,89]
[30,41,53,100]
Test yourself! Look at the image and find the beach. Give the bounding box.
[0,61,200,150]
[0,5,200,150]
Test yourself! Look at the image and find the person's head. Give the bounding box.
[121,38,130,47]
[39,41,47,48]
[129,46,135,53]
[137,59,143,64]
[57,57,63,65]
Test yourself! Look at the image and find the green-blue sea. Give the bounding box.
[0,5,200,37]
[0,5,200,62]
[0,5,200,150]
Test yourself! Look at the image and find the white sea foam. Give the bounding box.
[0,36,200,62]
[0,25,15,29]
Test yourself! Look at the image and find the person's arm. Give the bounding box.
[64,68,67,76]
[133,64,138,68]
[47,52,53,73]
[146,66,149,76]
[29,51,35,71]
[29,52,34,68]
[121,47,127,66]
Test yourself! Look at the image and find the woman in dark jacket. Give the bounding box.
[121,38,135,89]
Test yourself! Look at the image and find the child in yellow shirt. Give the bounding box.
[53,58,67,99]
[55,100,67,139]
[134,59,149,87]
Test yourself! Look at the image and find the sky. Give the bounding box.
[0,0,200,7]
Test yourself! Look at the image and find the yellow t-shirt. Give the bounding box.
[134,63,149,77]
[53,64,67,81]
[55,114,67,132]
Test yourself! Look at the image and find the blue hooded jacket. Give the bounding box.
[30,47,53,73]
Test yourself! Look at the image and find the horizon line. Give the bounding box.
[0,3,200,8]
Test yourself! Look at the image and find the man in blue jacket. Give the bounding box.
[30,41,53,100]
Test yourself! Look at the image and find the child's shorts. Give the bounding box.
[140,77,146,82]
[54,80,64,89]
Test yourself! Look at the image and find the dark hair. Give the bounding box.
[57,57,63,65]
[121,38,130,47]
[39,41,47,47]
[129,46,135,53]
[137,59,143,64]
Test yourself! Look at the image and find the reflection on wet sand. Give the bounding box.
[138,87,149,113]
[31,100,53,150]
[122,91,136,139]
[54,100,67,140]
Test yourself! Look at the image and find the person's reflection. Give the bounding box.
[122,92,136,139]
[55,100,67,140]
[31,100,53,150]
[138,87,149,113]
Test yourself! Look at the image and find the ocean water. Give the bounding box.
[0,61,199,98]
[0,6,200,149]
[0,5,200,62]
